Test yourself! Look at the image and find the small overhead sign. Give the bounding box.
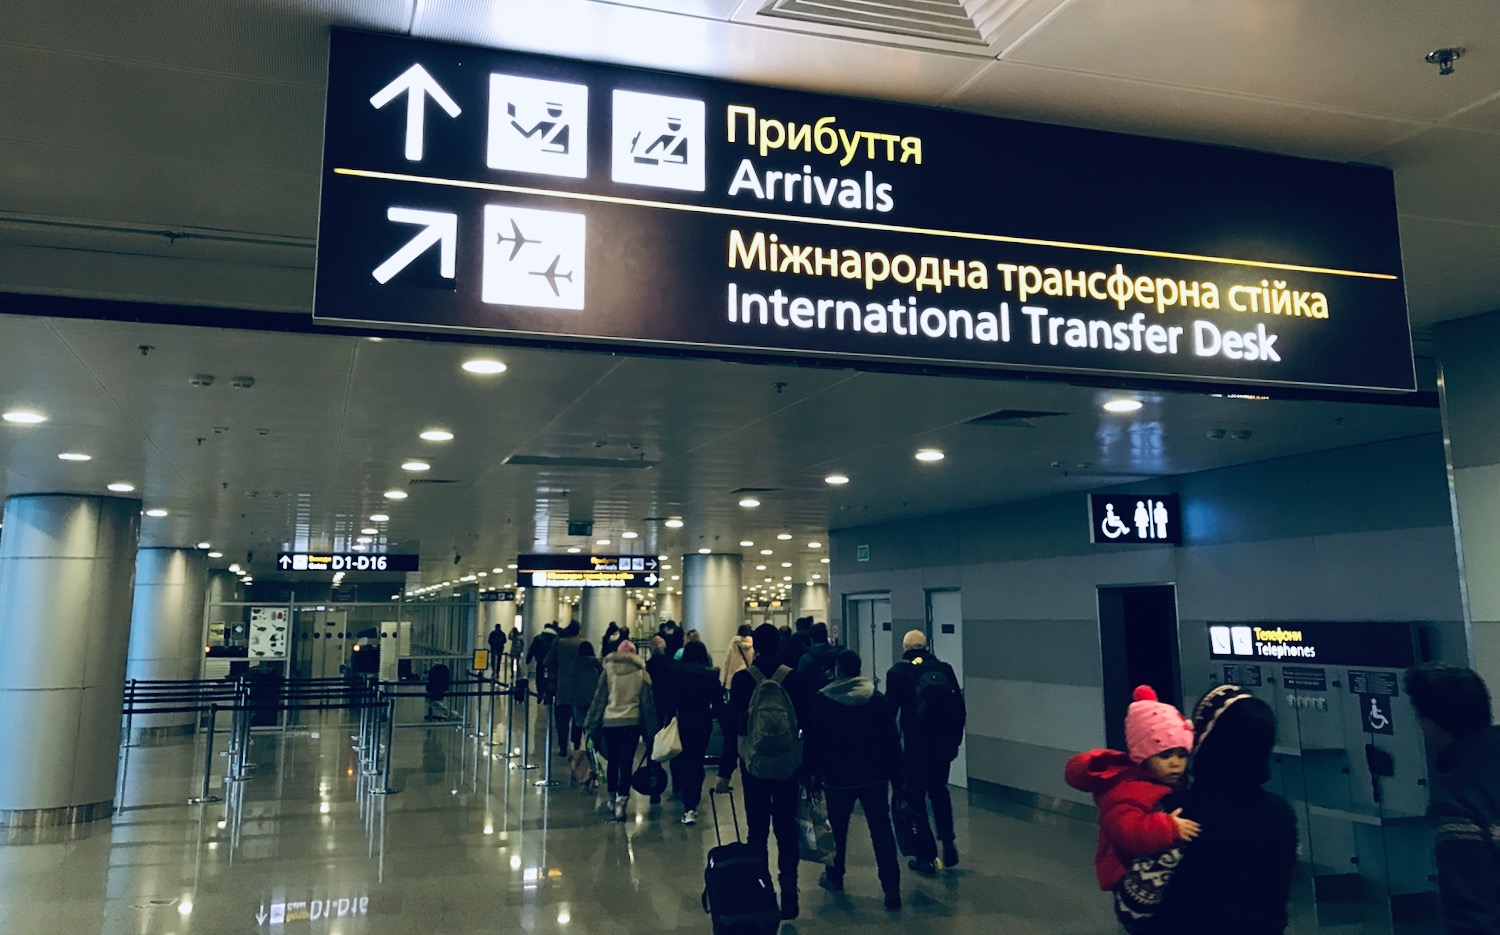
[1090,494,1181,545]
[1206,621,1415,668]
[276,552,419,572]
[516,554,659,588]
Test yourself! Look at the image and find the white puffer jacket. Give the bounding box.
[584,652,657,733]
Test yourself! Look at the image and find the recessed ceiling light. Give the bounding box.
[228,564,241,573]
[461,359,507,375]
[671,575,680,581]
[108,482,135,492]
[493,568,504,573]
[596,539,611,546]
[58,452,91,462]
[361,527,378,535]
[567,547,581,554]
[821,558,830,564]
[507,563,517,569]
[824,473,849,485]
[383,490,408,500]
[622,531,638,539]
[370,514,389,522]
[401,461,431,471]
[812,573,821,579]
[1103,398,1144,414]
[776,533,792,540]
[2,410,46,424]
[208,551,223,558]
[196,542,211,549]
[808,541,823,549]
[664,519,684,529]
[145,509,168,517]
[915,448,945,462]
[738,497,760,508]
[756,565,767,571]
[351,543,367,551]
[419,429,454,442]
[781,562,792,567]
[698,548,711,554]
[783,576,793,581]
[760,549,773,555]
[357,536,373,544]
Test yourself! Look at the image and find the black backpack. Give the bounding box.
[911,663,965,756]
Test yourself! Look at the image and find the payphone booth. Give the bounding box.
[1203,621,1434,933]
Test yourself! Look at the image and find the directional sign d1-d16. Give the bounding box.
[276,552,419,573]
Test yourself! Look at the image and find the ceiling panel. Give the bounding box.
[1376,127,1500,229]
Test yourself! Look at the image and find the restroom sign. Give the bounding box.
[1089,494,1182,545]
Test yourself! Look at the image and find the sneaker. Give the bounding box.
[942,841,959,868]
[883,891,902,911]
[613,795,627,822]
[680,809,697,826]
[907,858,938,877]
[818,870,843,893]
[779,886,799,920]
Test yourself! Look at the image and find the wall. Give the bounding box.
[830,433,1465,805]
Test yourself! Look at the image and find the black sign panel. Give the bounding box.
[1282,666,1329,692]
[1207,621,1414,668]
[315,30,1414,395]
[479,589,517,602]
[1089,494,1182,545]
[1222,663,1263,687]
[516,554,660,588]
[1349,669,1400,696]
[1359,694,1395,734]
[276,552,419,573]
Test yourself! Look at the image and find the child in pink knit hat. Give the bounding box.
[1064,685,1201,893]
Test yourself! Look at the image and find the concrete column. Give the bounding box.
[658,590,681,623]
[0,494,141,826]
[477,596,516,649]
[793,583,830,623]
[522,588,559,637]
[683,553,742,659]
[127,548,209,738]
[205,569,242,609]
[580,588,625,640]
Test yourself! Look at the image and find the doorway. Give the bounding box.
[1097,585,1181,751]
[845,594,894,691]
[926,589,967,789]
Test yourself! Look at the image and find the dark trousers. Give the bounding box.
[904,755,955,861]
[827,782,901,894]
[742,769,801,885]
[555,705,583,754]
[669,725,710,812]
[602,726,640,797]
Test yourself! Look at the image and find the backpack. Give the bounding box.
[744,665,802,780]
[912,663,965,756]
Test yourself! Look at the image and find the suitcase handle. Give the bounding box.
[708,786,742,845]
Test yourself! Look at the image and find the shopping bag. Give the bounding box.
[652,717,683,762]
[797,790,836,865]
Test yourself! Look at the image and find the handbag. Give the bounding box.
[1113,844,1184,933]
[652,716,683,762]
[631,749,669,797]
[796,790,836,865]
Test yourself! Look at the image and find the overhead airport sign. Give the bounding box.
[276,551,419,572]
[1206,621,1415,668]
[316,29,1414,395]
[516,554,660,588]
[1089,493,1181,545]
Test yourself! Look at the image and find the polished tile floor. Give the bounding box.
[0,700,1441,934]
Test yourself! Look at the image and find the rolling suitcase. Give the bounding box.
[702,788,780,934]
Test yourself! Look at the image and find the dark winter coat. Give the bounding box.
[666,659,722,747]
[805,677,901,790]
[548,635,598,711]
[1428,724,1500,935]
[885,648,964,762]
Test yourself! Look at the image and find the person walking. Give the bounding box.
[806,650,904,910]
[1151,684,1297,934]
[527,621,560,704]
[885,630,966,874]
[645,635,676,803]
[600,622,623,658]
[547,621,590,757]
[667,640,721,825]
[507,625,524,680]
[1404,663,1500,935]
[780,616,814,670]
[795,622,841,698]
[721,624,755,692]
[584,639,657,822]
[716,623,808,920]
[486,624,506,678]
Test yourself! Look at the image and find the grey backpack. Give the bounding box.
[744,666,802,780]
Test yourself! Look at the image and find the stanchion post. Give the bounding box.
[534,698,560,788]
[188,704,223,804]
[121,680,136,749]
[485,674,497,748]
[512,681,536,771]
[371,697,398,795]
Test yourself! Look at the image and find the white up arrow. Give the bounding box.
[369,64,461,162]
[372,208,458,284]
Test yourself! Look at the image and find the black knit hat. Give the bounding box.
[1188,684,1277,786]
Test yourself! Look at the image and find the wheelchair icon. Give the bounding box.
[1100,504,1130,539]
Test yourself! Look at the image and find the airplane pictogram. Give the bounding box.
[495,219,538,261]
[529,255,574,296]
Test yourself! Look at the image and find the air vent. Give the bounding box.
[408,478,462,485]
[761,0,984,45]
[504,455,658,470]
[966,408,1068,427]
[730,487,782,495]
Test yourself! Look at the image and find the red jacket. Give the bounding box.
[1064,748,1179,890]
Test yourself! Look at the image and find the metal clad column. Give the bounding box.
[683,553,742,659]
[579,588,625,640]
[0,494,141,826]
[658,590,681,624]
[523,587,559,637]
[127,548,209,738]
[478,596,516,647]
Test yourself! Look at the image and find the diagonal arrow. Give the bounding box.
[369,64,461,161]
[373,208,458,284]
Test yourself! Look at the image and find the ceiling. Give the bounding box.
[0,0,1486,595]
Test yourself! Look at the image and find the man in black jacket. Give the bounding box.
[526,621,559,704]
[806,650,902,910]
[1406,664,1500,935]
[779,616,814,670]
[884,629,965,874]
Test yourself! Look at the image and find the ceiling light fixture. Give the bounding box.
[1102,398,1143,414]
[596,539,611,546]
[58,452,91,462]
[808,541,823,549]
[2,410,46,424]
[145,509,168,517]
[357,537,373,544]
[622,531,638,539]
[698,548,711,554]
[756,565,767,571]
[108,482,136,492]
[208,551,222,558]
[196,542,210,549]
[567,547,581,554]
[401,461,431,471]
[383,490,409,500]
[739,540,753,547]
[915,448,945,462]
[419,429,454,442]
[461,359,508,374]
[664,519,684,529]
[361,527,378,535]
[824,473,849,485]
[776,533,792,540]
[760,549,773,555]
[370,514,390,522]
[738,497,760,508]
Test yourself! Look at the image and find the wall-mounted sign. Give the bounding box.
[1348,669,1400,696]
[856,545,870,562]
[1360,693,1395,734]
[516,554,659,588]
[1281,666,1329,692]
[479,589,517,602]
[567,520,594,537]
[1089,494,1181,545]
[276,552,419,572]
[1221,663,1263,687]
[249,606,288,659]
[1207,621,1415,668]
[315,30,1414,396]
